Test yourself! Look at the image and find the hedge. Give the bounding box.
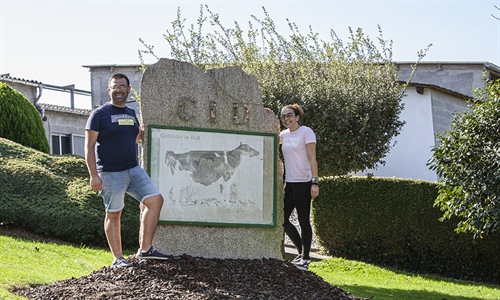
[313,176,500,284]
[0,138,140,249]
[0,83,49,153]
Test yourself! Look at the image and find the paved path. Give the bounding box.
[284,244,329,261]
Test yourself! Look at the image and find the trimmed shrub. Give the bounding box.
[0,138,140,249]
[0,83,49,153]
[313,176,500,284]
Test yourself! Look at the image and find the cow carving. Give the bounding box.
[165,143,260,186]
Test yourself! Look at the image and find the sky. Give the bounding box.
[1,0,500,108]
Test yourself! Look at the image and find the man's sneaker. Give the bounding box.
[294,258,311,271]
[292,255,302,263]
[111,257,133,268]
[137,246,168,260]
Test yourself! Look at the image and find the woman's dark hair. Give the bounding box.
[283,103,304,118]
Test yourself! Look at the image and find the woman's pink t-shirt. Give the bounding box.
[279,126,316,183]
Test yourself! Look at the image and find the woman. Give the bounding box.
[279,104,319,271]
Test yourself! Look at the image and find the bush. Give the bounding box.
[0,83,49,153]
[429,79,500,237]
[141,6,413,176]
[313,176,500,284]
[0,138,140,249]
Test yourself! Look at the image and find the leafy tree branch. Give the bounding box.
[139,5,429,176]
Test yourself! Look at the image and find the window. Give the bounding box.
[52,134,71,155]
[51,133,85,156]
[73,135,85,157]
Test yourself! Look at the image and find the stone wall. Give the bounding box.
[140,58,284,259]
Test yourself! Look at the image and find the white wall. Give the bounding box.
[357,86,438,182]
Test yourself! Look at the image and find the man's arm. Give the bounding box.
[136,125,144,143]
[85,129,102,191]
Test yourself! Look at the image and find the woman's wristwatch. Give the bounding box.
[311,177,319,186]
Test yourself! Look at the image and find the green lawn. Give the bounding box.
[1,233,499,300]
[310,258,500,300]
[0,235,111,300]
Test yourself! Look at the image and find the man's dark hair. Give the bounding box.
[108,73,130,86]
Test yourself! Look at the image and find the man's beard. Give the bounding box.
[112,92,128,103]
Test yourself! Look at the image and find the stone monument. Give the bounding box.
[140,58,284,259]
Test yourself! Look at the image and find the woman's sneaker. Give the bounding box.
[137,246,168,260]
[292,255,302,263]
[111,257,133,268]
[294,258,311,271]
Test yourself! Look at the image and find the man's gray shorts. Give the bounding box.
[99,165,160,212]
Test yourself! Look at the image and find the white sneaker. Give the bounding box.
[111,257,133,268]
[294,258,311,271]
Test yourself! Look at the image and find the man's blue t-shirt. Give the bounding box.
[85,102,139,172]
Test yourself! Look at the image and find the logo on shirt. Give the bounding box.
[111,114,136,126]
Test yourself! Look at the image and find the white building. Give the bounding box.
[357,62,500,181]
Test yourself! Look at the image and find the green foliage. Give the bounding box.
[0,83,49,153]
[428,79,500,237]
[313,176,500,284]
[0,138,140,248]
[138,5,431,175]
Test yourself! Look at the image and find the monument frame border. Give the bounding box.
[147,124,278,228]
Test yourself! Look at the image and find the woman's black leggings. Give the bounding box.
[283,181,312,260]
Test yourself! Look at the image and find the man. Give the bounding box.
[85,73,167,268]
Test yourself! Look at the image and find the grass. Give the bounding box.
[310,257,500,300]
[1,232,499,300]
[0,235,108,300]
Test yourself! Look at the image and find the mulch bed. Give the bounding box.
[15,255,367,300]
[3,222,366,299]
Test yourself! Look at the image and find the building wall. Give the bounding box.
[357,86,438,181]
[397,62,487,98]
[87,65,143,111]
[431,90,470,141]
[356,86,471,181]
[5,82,39,102]
[42,108,89,156]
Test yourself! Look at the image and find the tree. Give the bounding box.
[428,79,500,237]
[139,5,428,175]
[0,83,50,154]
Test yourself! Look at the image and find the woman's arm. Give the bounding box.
[306,142,319,199]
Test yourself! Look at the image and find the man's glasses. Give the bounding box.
[109,85,129,91]
[280,112,295,120]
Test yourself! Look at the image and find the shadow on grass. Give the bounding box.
[0,223,137,257]
[343,285,489,300]
[0,223,72,244]
[313,257,500,300]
